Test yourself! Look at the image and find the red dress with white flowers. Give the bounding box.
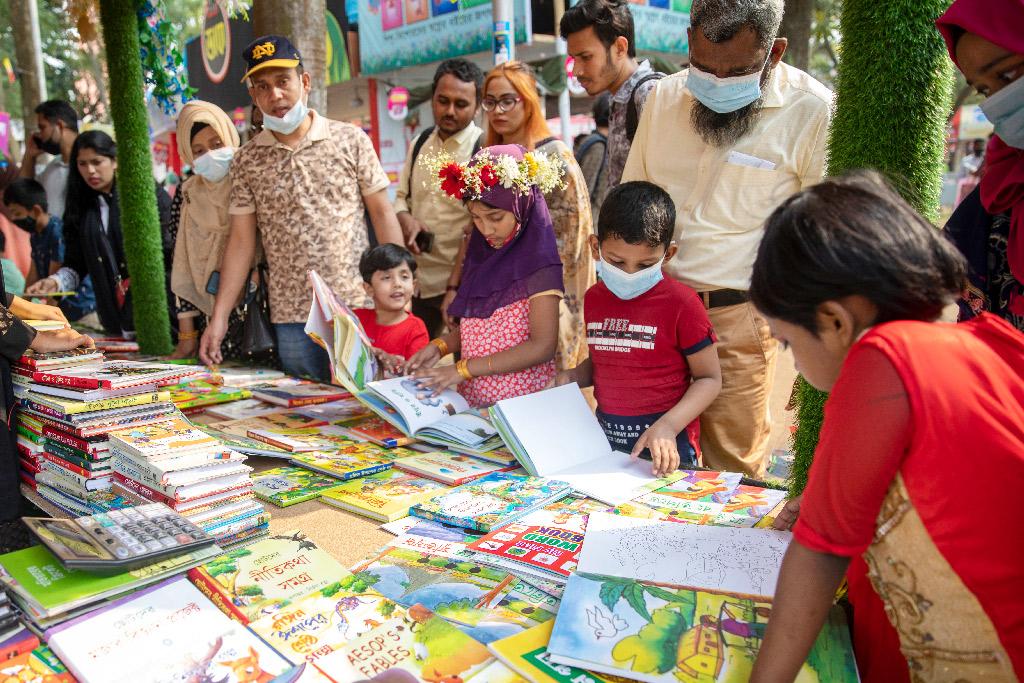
[457,293,559,408]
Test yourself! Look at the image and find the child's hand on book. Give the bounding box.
[771,494,802,531]
[409,364,462,396]
[405,341,441,374]
[631,420,680,477]
[371,348,406,376]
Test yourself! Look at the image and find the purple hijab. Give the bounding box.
[447,144,564,319]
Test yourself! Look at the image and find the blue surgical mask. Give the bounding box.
[980,76,1024,150]
[597,252,665,300]
[192,146,235,182]
[686,55,771,114]
[262,98,309,135]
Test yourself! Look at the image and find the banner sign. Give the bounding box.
[358,0,530,75]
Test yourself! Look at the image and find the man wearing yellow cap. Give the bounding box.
[199,35,403,380]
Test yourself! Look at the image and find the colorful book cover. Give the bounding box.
[410,472,573,532]
[289,451,394,481]
[489,620,614,683]
[712,485,788,528]
[0,644,75,682]
[632,471,745,524]
[108,416,228,460]
[197,424,292,458]
[0,543,221,617]
[394,450,517,485]
[312,606,495,682]
[17,348,103,369]
[292,398,370,424]
[467,508,588,578]
[186,530,350,624]
[204,398,285,421]
[248,579,403,669]
[23,390,172,416]
[547,572,858,683]
[318,469,450,522]
[210,411,328,439]
[212,367,286,386]
[31,360,201,390]
[45,576,296,683]
[346,414,417,447]
[247,424,360,452]
[251,380,348,407]
[253,466,343,507]
[165,379,251,412]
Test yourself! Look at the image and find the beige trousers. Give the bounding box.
[699,301,779,477]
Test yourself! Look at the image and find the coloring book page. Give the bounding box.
[578,512,792,597]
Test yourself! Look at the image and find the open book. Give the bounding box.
[305,269,378,396]
[360,377,506,453]
[490,383,673,505]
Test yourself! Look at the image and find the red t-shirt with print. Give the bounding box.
[354,308,429,360]
[585,277,716,418]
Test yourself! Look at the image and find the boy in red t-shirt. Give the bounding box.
[552,182,721,476]
[355,245,429,365]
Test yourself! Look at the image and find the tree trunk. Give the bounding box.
[253,0,328,114]
[787,0,955,498]
[778,0,814,72]
[9,0,47,130]
[97,0,173,354]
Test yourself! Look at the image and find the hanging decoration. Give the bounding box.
[137,0,196,115]
[214,0,252,19]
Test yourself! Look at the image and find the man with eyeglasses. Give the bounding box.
[394,58,484,337]
[622,0,833,478]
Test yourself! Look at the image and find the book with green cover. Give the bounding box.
[318,468,450,522]
[288,451,394,481]
[410,471,573,532]
[186,530,350,624]
[23,390,172,416]
[0,543,221,619]
[164,379,251,413]
[196,424,292,458]
[247,424,360,452]
[489,620,615,683]
[252,466,343,507]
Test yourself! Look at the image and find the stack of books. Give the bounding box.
[108,416,269,548]
[11,351,199,516]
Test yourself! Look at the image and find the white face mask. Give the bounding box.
[192,146,235,182]
[261,98,309,135]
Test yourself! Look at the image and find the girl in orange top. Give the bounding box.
[748,172,1024,682]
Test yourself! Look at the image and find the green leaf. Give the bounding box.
[598,579,629,613]
[622,583,651,621]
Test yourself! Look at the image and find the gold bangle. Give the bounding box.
[431,338,449,356]
[178,331,199,340]
[456,358,474,380]
[487,356,494,374]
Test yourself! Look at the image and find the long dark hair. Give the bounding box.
[750,170,967,335]
[64,130,117,227]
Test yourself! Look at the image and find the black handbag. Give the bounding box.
[239,264,276,358]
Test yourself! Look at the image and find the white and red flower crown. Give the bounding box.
[419,149,566,201]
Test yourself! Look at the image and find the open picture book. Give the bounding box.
[305,271,507,456]
[490,383,674,505]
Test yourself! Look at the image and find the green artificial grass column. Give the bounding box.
[787,0,954,498]
[97,0,172,354]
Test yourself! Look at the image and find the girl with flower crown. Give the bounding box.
[406,144,564,407]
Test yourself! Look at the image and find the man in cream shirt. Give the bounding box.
[623,0,832,476]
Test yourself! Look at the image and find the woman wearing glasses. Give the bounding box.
[479,61,595,371]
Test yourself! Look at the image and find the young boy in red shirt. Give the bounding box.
[553,182,721,475]
[355,244,429,363]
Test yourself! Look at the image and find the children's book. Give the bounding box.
[165,379,251,412]
[248,579,403,670]
[17,348,103,369]
[211,366,286,386]
[0,644,75,682]
[467,508,589,580]
[358,377,507,454]
[21,390,172,417]
[197,424,292,458]
[108,416,232,460]
[20,402,179,438]
[29,360,203,390]
[713,485,788,528]
[204,398,284,421]
[45,576,296,683]
[394,450,517,485]
[0,543,221,620]
[345,414,418,447]
[490,620,615,683]
[311,606,497,683]
[247,424,361,452]
[250,379,349,408]
[630,470,745,524]
[318,468,450,522]
[304,269,379,396]
[547,572,858,683]
[209,411,329,439]
[385,518,483,560]
[490,384,680,505]
[288,450,394,481]
[410,471,572,532]
[14,373,161,401]
[380,516,421,536]
[252,466,343,507]
[292,398,371,424]
[186,530,350,624]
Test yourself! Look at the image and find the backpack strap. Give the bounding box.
[625,72,665,143]
[405,126,436,208]
[574,133,608,202]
